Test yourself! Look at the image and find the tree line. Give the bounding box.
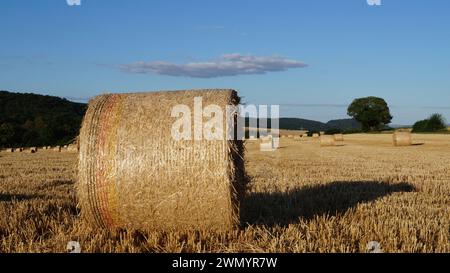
[0,91,86,148]
[0,91,447,148]
[347,96,447,133]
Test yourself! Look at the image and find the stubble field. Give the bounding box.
[0,134,449,253]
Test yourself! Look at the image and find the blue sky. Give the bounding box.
[1,0,449,124]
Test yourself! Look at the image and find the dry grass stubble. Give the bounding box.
[0,133,449,252]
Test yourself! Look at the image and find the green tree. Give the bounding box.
[412,119,428,132]
[412,113,446,132]
[347,97,393,131]
[427,113,446,131]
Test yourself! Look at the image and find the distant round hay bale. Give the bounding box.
[320,135,335,147]
[319,131,325,136]
[260,136,275,151]
[53,146,62,152]
[312,133,319,138]
[6,148,14,153]
[393,131,412,146]
[260,141,275,152]
[30,147,37,153]
[301,134,308,138]
[78,89,246,232]
[67,144,78,152]
[334,134,344,141]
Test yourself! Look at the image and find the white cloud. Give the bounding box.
[119,53,307,78]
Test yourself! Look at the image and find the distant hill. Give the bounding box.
[390,124,412,129]
[247,117,361,132]
[0,90,364,148]
[279,118,329,131]
[0,91,87,148]
[326,118,362,131]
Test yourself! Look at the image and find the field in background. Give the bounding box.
[0,134,449,253]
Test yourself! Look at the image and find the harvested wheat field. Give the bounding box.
[0,133,449,253]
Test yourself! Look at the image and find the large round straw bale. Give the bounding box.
[312,133,319,138]
[30,147,37,153]
[320,135,335,147]
[393,131,412,146]
[78,89,246,231]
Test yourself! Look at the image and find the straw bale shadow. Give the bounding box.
[241,181,415,227]
[0,193,46,202]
